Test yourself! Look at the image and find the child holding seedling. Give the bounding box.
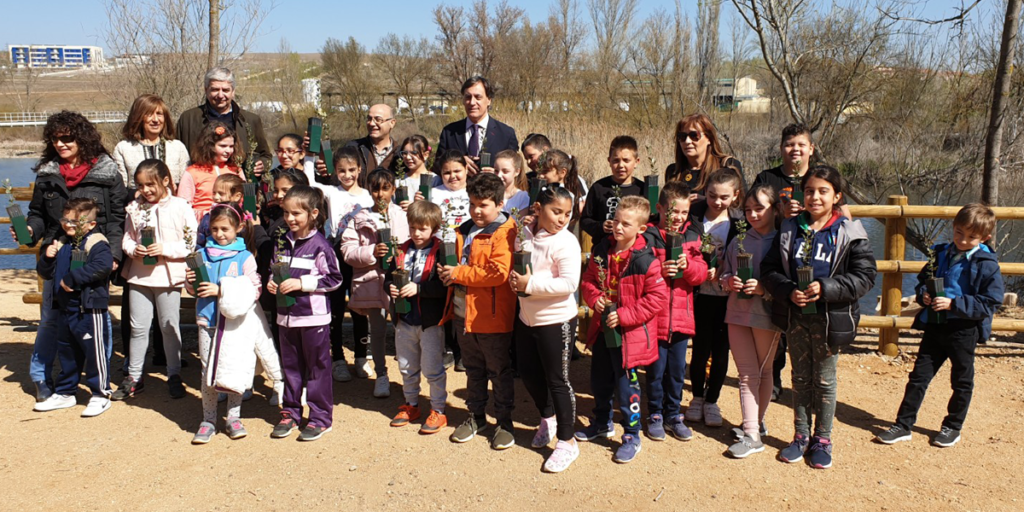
[876,203,1003,449]
[720,183,783,458]
[341,169,409,398]
[177,122,244,222]
[761,165,876,469]
[581,136,646,243]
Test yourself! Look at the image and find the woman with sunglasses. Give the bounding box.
[665,114,744,202]
[19,110,127,403]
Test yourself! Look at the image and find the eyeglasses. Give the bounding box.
[366,116,393,125]
[59,217,82,225]
[276,148,302,155]
[50,135,76,145]
[678,131,703,142]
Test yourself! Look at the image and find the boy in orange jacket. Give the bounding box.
[438,173,518,450]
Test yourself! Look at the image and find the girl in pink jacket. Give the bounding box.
[115,159,198,401]
[341,169,409,398]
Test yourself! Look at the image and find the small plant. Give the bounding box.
[592,255,622,348]
[796,227,817,314]
[479,136,491,167]
[183,225,196,256]
[593,256,611,303]
[800,227,815,267]
[924,244,938,280]
[71,215,89,247]
[69,214,90,271]
[510,207,532,297]
[271,227,296,307]
[611,184,622,201]
[923,240,947,324]
[2,179,14,205]
[439,199,459,266]
[699,232,718,270]
[735,218,750,256]
[183,225,211,285]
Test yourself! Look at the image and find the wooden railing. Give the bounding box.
[3,187,1019,353]
[851,196,1024,356]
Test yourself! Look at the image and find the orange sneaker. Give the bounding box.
[419,410,448,435]
[390,404,421,427]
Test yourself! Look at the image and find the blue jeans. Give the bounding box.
[29,280,60,388]
[646,333,689,418]
[590,341,643,435]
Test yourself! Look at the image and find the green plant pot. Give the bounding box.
[70,249,87,271]
[322,140,334,177]
[272,262,296,307]
[7,205,31,245]
[186,253,211,285]
[307,118,323,154]
[243,183,258,217]
[393,270,412,315]
[141,227,157,266]
[645,175,660,215]
[420,174,433,201]
[603,303,622,348]
[737,253,753,299]
[442,241,458,267]
[797,266,817,314]
[514,251,532,298]
[667,232,685,282]
[926,277,947,324]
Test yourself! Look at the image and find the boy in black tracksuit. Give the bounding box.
[34,198,114,416]
[876,204,1004,448]
[580,136,647,243]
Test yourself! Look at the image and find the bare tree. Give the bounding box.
[375,34,435,122]
[320,37,381,129]
[270,38,308,131]
[549,0,585,74]
[626,9,678,128]
[670,1,694,117]
[433,4,476,92]
[208,0,220,70]
[696,0,722,107]
[983,0,1023,206]
[103,0,273,114]
[500,17,560,111]
[587,0,639,109]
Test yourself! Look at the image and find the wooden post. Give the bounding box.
[878,195,907,356]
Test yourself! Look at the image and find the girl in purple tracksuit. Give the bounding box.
[268,185,343,442]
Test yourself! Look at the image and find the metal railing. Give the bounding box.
[0,111,127,127]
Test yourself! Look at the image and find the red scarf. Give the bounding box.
[60,158,96,188]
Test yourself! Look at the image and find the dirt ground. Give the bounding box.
[0,269,1022,511]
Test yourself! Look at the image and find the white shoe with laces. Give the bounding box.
[34,394,76,412]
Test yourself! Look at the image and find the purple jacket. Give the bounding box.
[274,230,343,328]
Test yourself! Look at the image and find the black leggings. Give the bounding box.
[690,294,730,403]
[516,317,578,441]
[329,260,369,362]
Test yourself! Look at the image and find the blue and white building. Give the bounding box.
[8,45,105,69]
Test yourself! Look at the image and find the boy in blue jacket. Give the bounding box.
[876,203,1004,448]
[34,198,114,417]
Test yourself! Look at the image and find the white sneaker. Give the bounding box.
[269,382,284,406]
[373,375,391,398]
[81,397,111,417]
[332,360,353,382]
[543,439,581,473]
[34,394,76,412]
[532,416,556,448]
[354,358,375,379]
[703,401,723,427]
[684,397,705,423]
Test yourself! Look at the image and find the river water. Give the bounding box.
[0,157,918,311]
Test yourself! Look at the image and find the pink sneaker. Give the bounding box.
[532,416,557,448]
[543,439,580,473]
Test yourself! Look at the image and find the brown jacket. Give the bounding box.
[176,100,272,170]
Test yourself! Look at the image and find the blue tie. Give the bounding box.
[467,124,480,157]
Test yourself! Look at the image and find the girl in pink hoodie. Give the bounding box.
[510,185,581,473]
[341,169,409,398]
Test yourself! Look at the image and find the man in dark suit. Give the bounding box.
[435,76,518,175]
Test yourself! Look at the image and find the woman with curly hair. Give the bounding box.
[111,94,190,188]
[17,110,127,403]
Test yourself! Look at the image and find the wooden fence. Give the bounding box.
[3,187,1021,353]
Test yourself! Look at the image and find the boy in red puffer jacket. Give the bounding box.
[576,195,669,464]
[643,182,707,442]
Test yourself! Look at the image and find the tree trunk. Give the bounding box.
[982,0,1022,207]
[208,0,220,70]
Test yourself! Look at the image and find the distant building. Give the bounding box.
[8,45,105,69]
[714,76,770,113]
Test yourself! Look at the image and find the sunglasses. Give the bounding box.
[678,131,703,142]
[51,135,76,145]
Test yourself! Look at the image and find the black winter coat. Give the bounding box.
[28,155,127,262]
[761,216,877,349]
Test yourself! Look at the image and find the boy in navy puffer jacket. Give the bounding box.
[34,198,114,417]
[876,203,1004,448]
